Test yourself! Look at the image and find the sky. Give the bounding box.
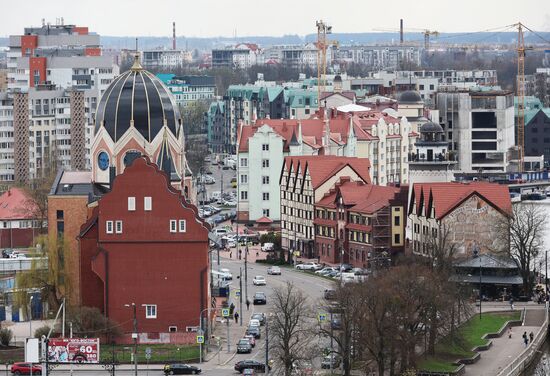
[1,0,549,38]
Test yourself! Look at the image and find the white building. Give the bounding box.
[142,49,192,69]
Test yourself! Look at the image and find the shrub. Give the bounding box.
[0,328,13,346]
[34,325,51,339]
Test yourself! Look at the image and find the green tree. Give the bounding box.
[56,307,121,339]
[15,235,69,315]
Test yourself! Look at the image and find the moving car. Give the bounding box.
[234,360,270,373]
[219,268,233,280]
[237,339,253,354]
[251,312,266,326]
[253,276,266,286]
[163,364,201,375]
[321,355,341,369]
[253,292,267,305]
[261,242,274,252]
[295,262,322,271]
[11,363,41,375]
[267,266,281,275]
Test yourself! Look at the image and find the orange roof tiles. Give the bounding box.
[411,182,512,220]
[0,188,38,220]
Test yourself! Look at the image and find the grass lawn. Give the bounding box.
[102,344,200,364]
[418,311,521,373]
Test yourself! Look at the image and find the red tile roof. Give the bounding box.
[256,216,273,223]
[283,156,371,189]
[411,182,512,220]
[320,91,356,101]
[0,188,38,220]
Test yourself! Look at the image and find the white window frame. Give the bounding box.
[178,219,186,233]
[106,221,113,234]
[145,304,157,319]
[115,220,123,234]
[128,197,136,211]
[170,220,177,233]
[144,197,152,211]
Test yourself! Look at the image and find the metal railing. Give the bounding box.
[496,305,549,376]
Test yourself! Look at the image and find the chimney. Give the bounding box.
[172,22,176,50]
[400,19,404,44]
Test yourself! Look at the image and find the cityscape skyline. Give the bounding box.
[1,0,549,38]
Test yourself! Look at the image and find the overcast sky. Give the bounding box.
[1,0,549,38]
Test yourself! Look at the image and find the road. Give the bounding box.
[204,254,335,375]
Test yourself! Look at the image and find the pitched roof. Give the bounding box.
[0,188,38,220]
[320,91,356,101]
[283,156,371,189]
[411,182,512,220]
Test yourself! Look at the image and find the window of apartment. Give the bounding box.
[115,220,123,234]
[106,221,113,234]
[144,197,152,211]
[240,158,248,167]
[419,84,424,90]
[57,210,64,220]
[262,159,270,168]
[262,144,269,151]
[429,84,435,90]
[394,216,400,226]
[240,174,248,184]
[241,191,248,200]
[263,192,270,201]
[170,220,177,233]
[394,234,401,243]
[263,209,270,217]
[179,220,186,233]
[262,176,270,184]
[128,197,136,211]
[145,304,157,319]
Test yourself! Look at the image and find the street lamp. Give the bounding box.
[198,308,210,363]
[124,303,138,376]
[29,295,34,338]
[472,245,482,320]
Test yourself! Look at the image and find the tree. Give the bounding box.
[15,235,69,314]
[17,170,58,235]
[494,203,547,294]
[270,282,316,376]
[56,306,121,339]
[181,100,209,136]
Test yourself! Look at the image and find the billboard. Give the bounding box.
[47,338,100,363]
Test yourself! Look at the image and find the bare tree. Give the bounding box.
[270,282,316,376]
[494,203,547,294]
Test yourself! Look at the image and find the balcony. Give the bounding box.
[408,152,457,163]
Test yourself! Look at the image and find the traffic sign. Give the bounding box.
[318,312,327,322]
[222,308,230,317]
[145,347,152,360]
[196,335,205,344]
[235,290,241,297]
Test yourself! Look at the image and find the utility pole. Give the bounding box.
[125,303,138,376]
[239,267,243,326]
[265,318,269,375]
[244,243,248,303]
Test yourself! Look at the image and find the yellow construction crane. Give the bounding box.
[515,22,550,172]
[316,20,338,100]
[372,27,439,49]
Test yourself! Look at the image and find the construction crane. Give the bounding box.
[514,22,550,172]
[316,20,337,100]
[372,27,439,49]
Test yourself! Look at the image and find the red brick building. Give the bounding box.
[314,179,408,268]
[78,157,209,343]
[0,188,42,249]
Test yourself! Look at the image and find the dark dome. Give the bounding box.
[95,62,181,143]
[334,74,342,82]
[398,90,422,104]
[420,121,444,133]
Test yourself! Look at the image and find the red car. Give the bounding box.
[11,363,41,375]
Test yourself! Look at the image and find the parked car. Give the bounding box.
[321,355,341,369]
[9,251,26,259]
[2,249,14,258]
[203,176,216,185]
[234,360,269,373]
[253,275,266,286]
[11,363,42,375]
[261,243,274,252]
[245,326,261,339]
[340,263,353,272]
[248,319,261,328]
[163,364,201,375]
[251,313,266,326]
[244,334,256,347]
[267,266,281,275]
[253,292,267,305]
[295,262,322,271]
[237,338,253,354]
[324,289,337,300]
[316,267,337,275]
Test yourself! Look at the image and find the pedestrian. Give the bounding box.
[246,299,250,311]
[509,297,514,310]
[522,331,527,344]
[524,334,529,347]
[256,251,259,257]
[234,312,239,323]
[530,331,534,343]
[229,251,232,259]
[508,327,512,339]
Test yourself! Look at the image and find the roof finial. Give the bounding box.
[131,38,143,71]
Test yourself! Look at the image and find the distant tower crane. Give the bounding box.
[316,20,337,100]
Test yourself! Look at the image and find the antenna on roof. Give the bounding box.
[135,38,138,53]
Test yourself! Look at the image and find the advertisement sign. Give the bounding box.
[47,338,100,363]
